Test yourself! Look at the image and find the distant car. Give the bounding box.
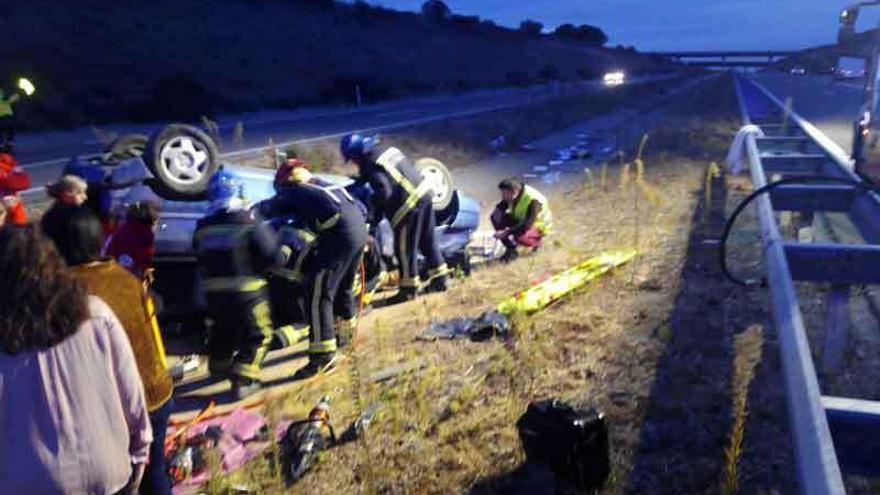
[790,66,807,75]
[603,71,626,87]
[63,124,480,328]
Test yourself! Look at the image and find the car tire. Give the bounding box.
[104,133,148,162]
[415,157,454,211]
[143,124,219,199]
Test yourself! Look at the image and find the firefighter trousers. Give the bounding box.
[0,116,15,149]
[394,197,448,289]
[206,289,274,381]
[307,237,365,355]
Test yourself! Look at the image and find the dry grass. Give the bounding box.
[722,325,765,495]
[205,153,707,494]
[181,75,742,495]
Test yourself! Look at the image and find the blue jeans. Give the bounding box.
[142,397,173,495]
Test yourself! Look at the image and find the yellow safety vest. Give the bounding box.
[0,99,13,118]
[375,148,433,227]
[509,185,552,234]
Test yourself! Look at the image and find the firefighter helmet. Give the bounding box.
[340,134,377,162]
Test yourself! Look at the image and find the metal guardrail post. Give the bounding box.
[733,75,847,495]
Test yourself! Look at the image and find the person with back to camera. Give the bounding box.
[43,207,176,495]
[0,225,152,494]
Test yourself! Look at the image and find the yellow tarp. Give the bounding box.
[497,250,637,316]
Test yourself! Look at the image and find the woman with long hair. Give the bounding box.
[44,208,175,495]
[0,225,152,494]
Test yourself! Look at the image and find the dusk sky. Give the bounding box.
[368,1,879,51]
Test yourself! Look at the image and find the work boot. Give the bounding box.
[386,286,418,305]
[292,353,338,381]
[425,275,449,294]
[271,325,309,350]
[231,377,262,401]
[499,248,519,263]
[208,357,233,379]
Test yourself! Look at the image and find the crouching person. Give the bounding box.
[491,178,553,262]
[44,207,176,495]
[266,215,315,349]
[194,171,283,400]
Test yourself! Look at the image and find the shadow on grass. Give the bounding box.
[468,462,557,495]
[624,172,734,494]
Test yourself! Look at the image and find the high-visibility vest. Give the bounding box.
[375,148,433,227]
[0,99,13,118]
[509,185,552,234]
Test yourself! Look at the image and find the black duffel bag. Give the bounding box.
[516,399,609,492]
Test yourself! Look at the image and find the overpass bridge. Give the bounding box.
[649,50,802,68]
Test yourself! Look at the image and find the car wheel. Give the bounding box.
[144,124,219,199]
[415,157,454,211]
[104,133,148,162]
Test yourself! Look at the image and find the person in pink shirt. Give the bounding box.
[0,225,152,495]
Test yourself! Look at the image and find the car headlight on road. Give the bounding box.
[603,71,626,87]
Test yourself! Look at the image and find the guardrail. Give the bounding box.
[733,74,880,494]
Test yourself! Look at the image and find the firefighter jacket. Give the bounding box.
[193,209,283,293]
[268,178,368,257]
[359,147,432,228]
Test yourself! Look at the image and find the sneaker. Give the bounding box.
[231,378,262,401]
[292,353,338,381]
[499,248,519,263]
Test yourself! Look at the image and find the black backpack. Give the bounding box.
[516,399,610,492]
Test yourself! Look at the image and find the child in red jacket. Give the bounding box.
[104,201,160,278]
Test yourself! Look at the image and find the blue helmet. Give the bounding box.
[207,168,240,202]
[207,168,250,213]
[340,134,377,162]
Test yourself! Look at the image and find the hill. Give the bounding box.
[1,0,665,130]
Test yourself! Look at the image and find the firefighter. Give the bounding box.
[193,170,283,399]
[0,88,20,149]
[266,215,314,349]
[491,178,553,263]
[340,134,449,302]
[268,161,368,380]
[0,149,30,225]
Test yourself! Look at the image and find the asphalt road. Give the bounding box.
[14,74,674,197]
[750,72,863,154]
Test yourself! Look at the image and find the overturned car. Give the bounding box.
[63,124,480,330]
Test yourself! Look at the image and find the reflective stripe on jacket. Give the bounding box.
[374,148,432,227]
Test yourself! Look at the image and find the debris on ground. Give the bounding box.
[419,250,636,342]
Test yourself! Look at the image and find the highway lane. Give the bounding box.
[750,73,863,155]
[15,74,676,197]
